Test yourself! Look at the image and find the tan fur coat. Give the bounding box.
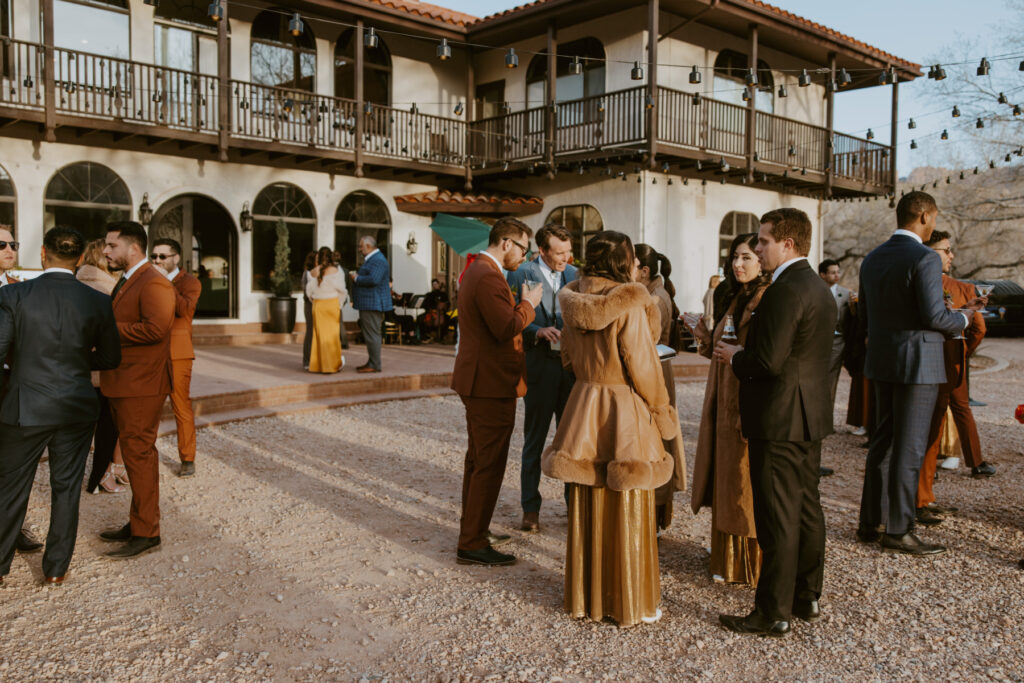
[541,276,684,491]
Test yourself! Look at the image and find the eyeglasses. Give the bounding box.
[150,253,172,260]
[505,237,529,255]
[932,247,953,255]
[0,241,19,251]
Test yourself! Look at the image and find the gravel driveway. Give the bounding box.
[2,339,1023,681]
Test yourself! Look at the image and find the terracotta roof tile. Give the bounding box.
[394,190,544,214]
[362,0,478,28]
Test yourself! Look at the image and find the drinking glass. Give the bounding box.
[952,309,968,340]
[976,283,994,298]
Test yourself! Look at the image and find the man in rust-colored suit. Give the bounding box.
[916,230,993,528]
[150,238,201,478]
[99,222,176,560]
[452,217,542,567]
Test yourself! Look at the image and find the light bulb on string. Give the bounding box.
[941,129,948,140]
[745,69,758,86]
[288,13,304,37]
[866,128,875,140]
[910,139,918,149]
[631,61,644,81]
[689,66,701,84]
[798,69,811,87]
[998,92,1008,104]
[838,68,851,87]
[977,58,990,76]
[778,84,788,98]
[977,118,985,129]
[364,27,379,48]
[568,56,583,76]
[207,1,223,21]
[934,65,946,80]
[952,105,960,118]
[436,38,451,61]
[505,48,519,69]
[908,118,916,129]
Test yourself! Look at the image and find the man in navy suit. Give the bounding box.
[856,192,987,556]
[349,236,391,374]
[0,227,121,585]
[506,224,577,533]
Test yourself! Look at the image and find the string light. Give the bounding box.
[364,26,379,48]
[745,69,758,87]
[288,12,304,37]
[866,128,874,140]
[798,69,811,87]
[436,38,451,61]
[569,56,583,76]
[952,105,961,118]
[453,102,463,116]
[910,139,918,149]
[778,84,788,98]
[941,129,948,140]
[977,117,985,129]
[838,68,852,87]
[207,1,223,21]
[505,48,519,69]
[689,66,701,84]
[977,57,990,76]
[631,61,644,81]
[691,92,701,105]
[908,118,916,129]
[998,92,1008,104]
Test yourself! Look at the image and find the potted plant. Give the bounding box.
[267,218,297,333]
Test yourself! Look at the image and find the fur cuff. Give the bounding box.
[542,448,603,486]
[606,453,674,491]
[651,405,680,440]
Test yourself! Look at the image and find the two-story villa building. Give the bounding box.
[0,0,918,328]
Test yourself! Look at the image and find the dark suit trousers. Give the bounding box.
[86,390,119,493]
[748,439,826,621]
[828,336,845,406]
[359,310,384,370]
[110,395,166,538]
[520,350,574,513]
[0,421,95,577]
[302,298,313,367]
[859,381,939,535]
[459,395,517,550]
[918,373,983,507]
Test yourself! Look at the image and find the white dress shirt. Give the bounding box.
[122,258,147,280]
[538,256,563,292]
[43,268,74,276]
[163,266,180,281]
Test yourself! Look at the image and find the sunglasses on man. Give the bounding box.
[150,253,173,260]
[0,241,19,252]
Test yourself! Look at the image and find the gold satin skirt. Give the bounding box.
[309,298,343,373]
[939,407,961,457]
[709,506,762,586]
[564,484,660,627]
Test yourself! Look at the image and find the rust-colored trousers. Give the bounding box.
[171,359,196,462]
[458,395,516,551]
[109,395,166,538]
[917,361,982,508]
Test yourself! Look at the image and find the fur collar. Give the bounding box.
[560,276,659,334]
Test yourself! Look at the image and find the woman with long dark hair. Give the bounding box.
[304,246,346,373]
[543,231,684,627]
[690,232,770,585]
[634,243,685,530]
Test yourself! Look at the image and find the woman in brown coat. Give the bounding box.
[542,231,685,627]
[690,232,769,586]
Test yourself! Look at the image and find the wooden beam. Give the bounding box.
[647,0,659,169]
[464,46,474,191]
[825,53,836,198]
[745,23,757,183]
[355,19,365,178]
[890,67,898,192]
[42,0,55,142]
[545,23,557,177]
[217,0,230,161]
[659,0,718,43]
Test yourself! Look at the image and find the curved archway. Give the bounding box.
[718,211,760,263]
[334,190,391,272]
[250,8,316,91]
[545,203,603,258]
[151,193,238,318]
[0,162,16,233]
[251,182,316,291]
[44,161,131,242]
[334,28,392,107]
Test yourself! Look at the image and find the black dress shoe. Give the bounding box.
[15,529,43,553]
[915,507,944,527]
[971,462,997,478]
[100,523,132,542]
[1019,559,1024,570]
[486,531,512,547]
[178,461,196,478]
[792,599,821,622]
[855,525,882,543]
[926,502,958,516]
[819,466,834,477]
[880,532,946,555]
[456,547,516,566]
[104,536,161,560]
[719,612,790,638]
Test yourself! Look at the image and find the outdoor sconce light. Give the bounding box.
[138,193,153,226]
[406,232,418,255]
[239,201,254,232]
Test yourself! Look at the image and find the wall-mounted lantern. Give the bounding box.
[138,193,153,226]
[406,232,418,255]
[239,201,254,232]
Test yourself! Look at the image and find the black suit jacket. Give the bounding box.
[0,272,121,426]
[731,260,837,442]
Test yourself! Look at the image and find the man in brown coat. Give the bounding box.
[452,217,542,566]
[150,238,202,478]
[99,222,176,560]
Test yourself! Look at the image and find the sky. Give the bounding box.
[439,0,1021,175]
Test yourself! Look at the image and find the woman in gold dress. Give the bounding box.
[690,232,769,585]
[304,247,346,373]
[542,231,685,627]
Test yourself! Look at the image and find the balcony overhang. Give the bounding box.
[395,190,544,216]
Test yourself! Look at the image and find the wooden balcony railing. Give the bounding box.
[0,38,892,193]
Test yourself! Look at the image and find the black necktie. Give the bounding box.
[111,275,127,299]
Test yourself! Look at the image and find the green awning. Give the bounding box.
[428,213,491,257]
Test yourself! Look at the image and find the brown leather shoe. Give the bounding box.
[520,511,539,533]
[43,575,65,586]
[357,366,381,374]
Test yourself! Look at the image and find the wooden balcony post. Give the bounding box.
[354,18,365,177]
[647,0,659,169]
[825,52,836,197]
[42,0,55,142]
[465,49,474,191]
[217,0,229,160]
[745,23,757,183]
[545,23,556,177]
[889,67,898,192]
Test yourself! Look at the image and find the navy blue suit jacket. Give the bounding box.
[506,258,578,349]
[351,250,393,312]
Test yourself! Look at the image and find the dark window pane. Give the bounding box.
[0,164,13,197]
[334,226,390,273]
[545,204,602,261]
[45,205,128,244]
[251,10,314,50]
[336,190,390,225]
[252,183,315,219]
[334,29,391,106]
[155,0,216,28]
[251,219,313,291]
[0,202,14,233]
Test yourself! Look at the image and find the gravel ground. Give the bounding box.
[2,339,1023,682]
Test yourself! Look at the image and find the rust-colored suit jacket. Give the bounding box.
[170,270,201,361]
[100,261,176,398]
[943,274,986,387]
[451,255,535,398]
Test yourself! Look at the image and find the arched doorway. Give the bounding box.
[334,190,390,272]
[44,161,131,241]
[150,194,237,318]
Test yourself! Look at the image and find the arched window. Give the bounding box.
[719,211,760,263]
[545,204,603,258]
[251,9,316,92]
[527,37,605,113]
[251,183,316,291]
[54,0,129,59]
[335,191,391,273]
[713,49,774,112]
[44,162,131,242]
[334,29,392,107]
[0,163,14,232]
[154,0,218,74]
